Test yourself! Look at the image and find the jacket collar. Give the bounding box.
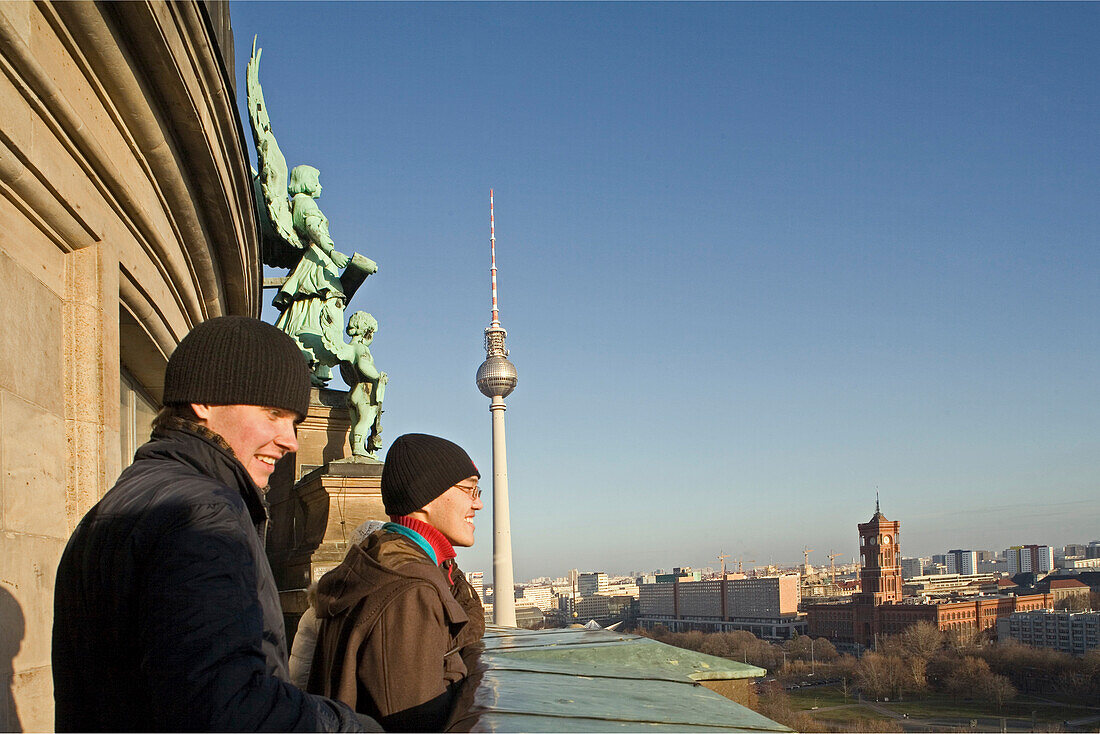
[141,418,268,526]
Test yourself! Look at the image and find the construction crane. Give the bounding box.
[717,552,729,578]
[802,547,815,573]
[827,551,842,586]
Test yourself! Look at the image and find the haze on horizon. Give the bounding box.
[231,2,1100,580]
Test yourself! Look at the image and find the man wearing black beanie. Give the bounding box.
[53,316,374,732]
[309,433,486,732]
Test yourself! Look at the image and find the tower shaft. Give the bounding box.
[490,396,516,626]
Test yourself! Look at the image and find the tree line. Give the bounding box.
[637,622,1100,730]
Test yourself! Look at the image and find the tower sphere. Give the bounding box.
[476,355,517,398]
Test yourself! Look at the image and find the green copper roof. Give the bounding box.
[449,626,791,732]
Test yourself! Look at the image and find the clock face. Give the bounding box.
[882,535,892,545]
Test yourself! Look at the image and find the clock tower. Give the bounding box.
[851,496,902,648]
[855,496,903,605]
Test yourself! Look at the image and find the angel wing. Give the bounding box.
[246,38,306,269]
[338,361,360,388]
[319,300,355,366]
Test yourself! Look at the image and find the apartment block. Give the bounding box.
[1006,545,1054,575]
[997,611,1100,655]
[520,584,556,611]
[900,557,924,579]
[945,549,977,575]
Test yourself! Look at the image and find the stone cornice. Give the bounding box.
[0,1,259,335]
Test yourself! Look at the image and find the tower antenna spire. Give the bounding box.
[490,189,500,328]
[876,490,880,514]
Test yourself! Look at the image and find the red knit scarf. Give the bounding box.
[390,515,457,565]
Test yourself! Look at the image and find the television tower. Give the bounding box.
[475,189,518,627]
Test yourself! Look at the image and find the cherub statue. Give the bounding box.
[321,306,388,458]
[246,39,377,387]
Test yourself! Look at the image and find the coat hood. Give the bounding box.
[313,530,468,627]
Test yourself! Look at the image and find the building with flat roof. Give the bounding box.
[998,610,1100,655]
[946,549,977,575]
[900,557,924,579]
[600,577,641,598]
[637,574,804,639]
[520,583,557,611]
[902,572,1005,597]
[1062,544,1088,558]
[578,571,609,596]
[1006,545,1054,574]
[1061,557,1100,570]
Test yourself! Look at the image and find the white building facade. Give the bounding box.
[901,557,924,579]
[946,549,977,575]
[1006,545,1054,574]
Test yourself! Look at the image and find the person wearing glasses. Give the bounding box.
[308,433,485,732]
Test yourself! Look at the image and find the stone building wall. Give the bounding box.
[0,2,255,729]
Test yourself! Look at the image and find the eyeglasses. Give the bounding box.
[456,483,481,500]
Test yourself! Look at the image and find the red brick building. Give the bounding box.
[806,505,1052,649]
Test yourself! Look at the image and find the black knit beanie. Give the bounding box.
[163,316,311,418]
[382,433,480,516]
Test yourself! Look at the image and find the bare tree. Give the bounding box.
[834,655,859,700]
[812,637,839,662]
[897,621,943,659]
[983,674,1017,708]
[856,652,910,700]
[945,625,981,654]
[943,656,993,701]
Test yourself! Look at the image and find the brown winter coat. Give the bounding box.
[308,529,484,732]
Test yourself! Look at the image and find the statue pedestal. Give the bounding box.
[265,388,389,633]
[268,460,386,589]
[273,387,355,483]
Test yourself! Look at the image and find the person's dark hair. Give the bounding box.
[150,403,199,434]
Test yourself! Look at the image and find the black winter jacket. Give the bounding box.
[52,422,362,732]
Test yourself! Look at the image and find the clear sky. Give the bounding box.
[230,2,1100,580]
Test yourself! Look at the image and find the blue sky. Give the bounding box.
[230,2,1100,580]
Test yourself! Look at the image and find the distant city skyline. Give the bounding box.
[232,2,1100,580]
[490,528,1098,584]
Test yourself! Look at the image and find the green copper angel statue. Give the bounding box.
[321,307,387,457]
[246,39,378,387]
